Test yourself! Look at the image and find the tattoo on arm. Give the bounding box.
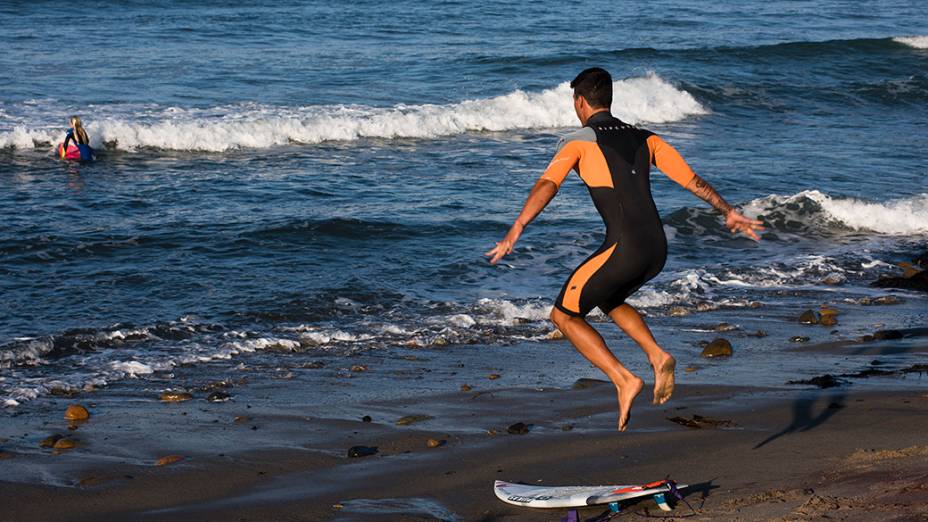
[687,175,734,215]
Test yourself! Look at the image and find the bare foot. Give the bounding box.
[652,353,676,405]
[616,376,644,432]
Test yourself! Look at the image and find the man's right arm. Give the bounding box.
[485,141,580,264]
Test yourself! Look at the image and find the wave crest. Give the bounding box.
[744,190,928,236]
[0,74,706,152]
[666,190,928,238]
[894,36,928,49]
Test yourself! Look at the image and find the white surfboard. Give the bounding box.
[493,479,685,509]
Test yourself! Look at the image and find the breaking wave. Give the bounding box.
[667,190,928,238]
[0,74,706,152]
[894,35,928,49]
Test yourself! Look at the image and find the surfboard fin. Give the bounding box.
[653,492,673,511]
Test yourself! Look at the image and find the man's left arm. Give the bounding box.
[647,135,764,240]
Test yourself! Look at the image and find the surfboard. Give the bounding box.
[58,143,94,161]
[493,479,685,509]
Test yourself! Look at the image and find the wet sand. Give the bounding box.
[1,380,926,521]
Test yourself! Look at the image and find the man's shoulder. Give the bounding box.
[555,127,596,152]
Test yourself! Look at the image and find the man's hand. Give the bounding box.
[484,179,558,265]
[725,210,765,241]
[485,223,523,265]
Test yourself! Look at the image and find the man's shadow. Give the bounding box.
[753,389,846,449]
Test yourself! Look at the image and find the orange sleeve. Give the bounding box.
[539,141,581,188]
[647,135,696,188]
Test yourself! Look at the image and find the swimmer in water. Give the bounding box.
[60,115,94,161]
[486,68,764,431]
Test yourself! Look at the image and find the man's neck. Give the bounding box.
[582,108,610,126]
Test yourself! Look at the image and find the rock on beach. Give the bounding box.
[701,338,733,358]
[64,404,90,421]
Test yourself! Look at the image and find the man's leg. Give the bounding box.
[607,304,675,404]
[550,307,643,431]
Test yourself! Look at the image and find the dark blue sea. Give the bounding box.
[1,1,927,409]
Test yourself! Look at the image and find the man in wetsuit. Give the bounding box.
[486,68,763,431]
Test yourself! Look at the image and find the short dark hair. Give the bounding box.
[570,68,612,109]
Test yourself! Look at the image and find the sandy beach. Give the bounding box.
[2,368,926,521]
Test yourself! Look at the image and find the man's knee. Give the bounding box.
[550,307,571,329]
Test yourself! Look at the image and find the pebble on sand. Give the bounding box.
[53,438,76,450]
[206,391,231,403]
[361,415,372,422]
[487,373,501,380]
[396,414,432,426]
[49,387,79,398]
[790,336,810,343]
[545,329,565,340]
[872,295,903,305]
[40,435,63,448]
[426,438,445,448]
[787,374,844,388]
[873,330,904,340]
[667,415,735,429]
[507,422,530,435]
[820,314,838,326]
[156,455,184,466]
[350,365,367,372]
[799,310,819,325]
[713,322,737,332]
[685,366,699,372]
[460,384,472,392]
[701,338,733,358]
[64,404,90,421]
[347,445,378,458]
[160,391,193,402]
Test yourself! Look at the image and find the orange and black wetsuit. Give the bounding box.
[540,112,696,317]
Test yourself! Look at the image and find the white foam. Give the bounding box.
[299,330,370,346]
[229,337,302,352]
[476,298,552,325]
[0,74,706,152]
[743,190,928,235]
[109,360,156,377]
[894,36,928,49]
[448,314,477,328]
[0,337,54,368]
[380,324,417,336]
[626,288,680,308]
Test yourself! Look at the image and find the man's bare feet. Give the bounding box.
[616,376,644,432]
[652,353,676,405]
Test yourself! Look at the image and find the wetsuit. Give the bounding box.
[62,128,94,160]
[540,112,696,317]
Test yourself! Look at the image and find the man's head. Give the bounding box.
[571,67,612,124]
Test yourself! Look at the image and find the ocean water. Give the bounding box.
[1,1,927,408]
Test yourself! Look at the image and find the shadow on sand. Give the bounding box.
[753,390,846,449]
